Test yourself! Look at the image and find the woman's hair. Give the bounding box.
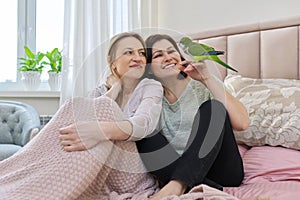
[145,34,188,80]
[105,32,146,87]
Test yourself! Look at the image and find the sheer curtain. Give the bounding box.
[61,0,157,104]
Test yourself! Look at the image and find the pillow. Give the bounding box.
[242,146,300,184]
[224,75,300,150]
[238,144,250,158]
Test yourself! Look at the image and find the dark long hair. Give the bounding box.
[145,34,188,80]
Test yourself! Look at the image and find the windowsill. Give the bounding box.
[0,90,60,98]
[0,82,60,98]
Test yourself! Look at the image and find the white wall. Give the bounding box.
[157,0,300,34]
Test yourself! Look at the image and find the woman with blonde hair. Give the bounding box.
[0,32,163,199]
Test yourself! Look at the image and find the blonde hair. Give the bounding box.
[106,32,146,87]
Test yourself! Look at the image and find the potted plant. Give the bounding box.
[43,48,62,91]
[18,46,45,90]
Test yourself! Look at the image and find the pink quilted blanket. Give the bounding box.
[0,97,238,200]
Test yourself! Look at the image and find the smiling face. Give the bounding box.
[110,36,146,80]
[150,39,182,80]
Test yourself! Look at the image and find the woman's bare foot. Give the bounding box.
[149,180,187,200]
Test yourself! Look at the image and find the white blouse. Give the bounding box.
[89,78,163,141]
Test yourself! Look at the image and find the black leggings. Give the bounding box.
[136,100,244,191]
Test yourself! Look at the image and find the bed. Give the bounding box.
[188,16,300,200]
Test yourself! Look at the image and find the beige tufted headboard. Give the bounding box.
[189,16,300,81]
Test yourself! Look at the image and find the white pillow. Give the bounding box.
[224,75,300,150]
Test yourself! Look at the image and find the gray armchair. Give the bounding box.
[0,100,40,161]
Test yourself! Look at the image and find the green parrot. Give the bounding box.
[179,37,238,72]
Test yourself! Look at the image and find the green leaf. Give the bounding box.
[37,52,45,62]
[44,48,62,73]
[24,46,35,58]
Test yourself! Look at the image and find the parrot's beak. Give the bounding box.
[178,42,187,50]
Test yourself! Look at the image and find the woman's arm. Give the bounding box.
[179,61,250,131]
[202,76,250,131]
[59,79,163,151]
[104,79,163,141]
[59,120,132,151]
[123,79,163,141]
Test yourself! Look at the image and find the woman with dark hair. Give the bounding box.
[137,34,250,200]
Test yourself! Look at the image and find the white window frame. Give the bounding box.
[0,0,50,92]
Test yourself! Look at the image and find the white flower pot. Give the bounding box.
[21,71,41,91]
[48,72,62,91]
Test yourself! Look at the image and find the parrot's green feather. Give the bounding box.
[209,55,238,72]
[197,43,214,52]
[193,55,210,61]
[193,55,238,72]
[188,44,206,56]
[179,37,193,46]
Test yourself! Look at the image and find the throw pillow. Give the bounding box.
[224,75,300,150]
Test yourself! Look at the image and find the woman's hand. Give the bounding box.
[178,61,212,84]
[105,76,122,101]
[59,121,108,152]
[179,61,250,131]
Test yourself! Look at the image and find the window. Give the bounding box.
[0,1,18,83]
[0,0,64,91]
[36,0,64,82]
